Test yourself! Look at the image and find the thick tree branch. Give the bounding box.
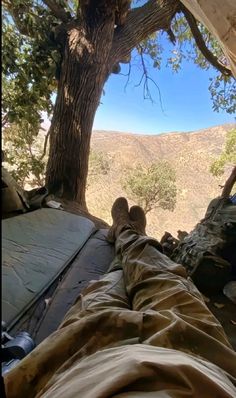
[221,166,236,198]
[80,0,131,24]
[115,0,131,26]
[40,130,51,160]
[2,113,9,128]
[181,5,232,77]
[109,0,179,65]
[79,0,116,22]
[42,0,70,23]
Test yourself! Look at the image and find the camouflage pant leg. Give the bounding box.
[116,228,236,379]
[4,271,143,398]
[5,230,236,397]
[60,270,130,326]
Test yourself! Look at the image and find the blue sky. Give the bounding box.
[93,39,235,135]
[43,34,235,135]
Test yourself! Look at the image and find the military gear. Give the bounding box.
[172,196,236,294]
[1,167,29,216]
[2,331,35,375]
[2,167,49,218]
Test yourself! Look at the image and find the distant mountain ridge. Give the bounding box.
[93,122,235,137]
[87,123,235,239]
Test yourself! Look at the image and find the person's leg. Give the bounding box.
[115,208,236,379]
[5,267,144,398]
[4,199,143,398]
[60,269,130,327]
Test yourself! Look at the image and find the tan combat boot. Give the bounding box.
[107,197,130,242]
[129,205,147,235]
[130,205,163,253]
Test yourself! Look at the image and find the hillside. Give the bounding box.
[87,124,235,239]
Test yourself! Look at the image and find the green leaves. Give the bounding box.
[2,1,59,126]
[209,75,236,114]
[141,12,235,114]
[140,33,163,70]
[123,161,177,214]
[3,121,47,187]
[210,129,236,176]
[2,2,59,188]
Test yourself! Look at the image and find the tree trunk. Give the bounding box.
[45,1,179,209]
[46,16,115,209]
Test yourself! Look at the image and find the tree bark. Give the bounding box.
[46,14,115,208]
[109,0,179,64]
[221,166,236,198]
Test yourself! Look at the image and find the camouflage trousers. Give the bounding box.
[5,229,236,397]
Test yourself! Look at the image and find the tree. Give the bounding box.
[2,1,235,210]
[3,122,47,188]
[87,150,110,189]
[210,128,236,176]
[88,151,110,178]
[123,161,177,214]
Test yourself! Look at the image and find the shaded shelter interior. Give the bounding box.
[2,207,235,351]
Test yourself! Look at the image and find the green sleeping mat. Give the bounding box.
[2,208,96,330]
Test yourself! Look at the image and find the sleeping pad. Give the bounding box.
[2,208,96,331]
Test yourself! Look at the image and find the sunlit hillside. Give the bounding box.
[87,124,234,239]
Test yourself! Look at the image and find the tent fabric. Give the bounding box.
[2,209,96,330]
[180,0,236,77]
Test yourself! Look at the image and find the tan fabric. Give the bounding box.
[1,167,28,214]
[180,0,236,77]
[4,229,236,397]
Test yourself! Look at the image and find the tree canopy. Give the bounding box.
[2,1,234,123]
[2,122,46,187]
[2,0,236,206]
[123,161,177,214]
